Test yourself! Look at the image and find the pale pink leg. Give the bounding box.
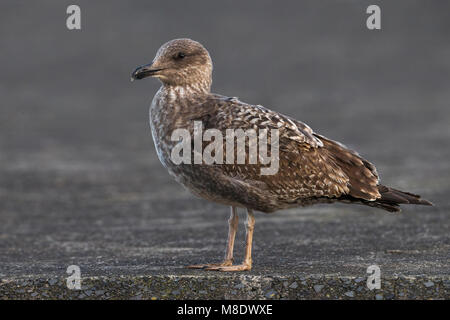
[205,209,255,272]
[186,206,239,269]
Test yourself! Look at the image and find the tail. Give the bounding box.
[365,185,433,212]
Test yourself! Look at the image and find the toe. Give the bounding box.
[205,264,251,272]
[186,264,208,269]
[186,261,233,269]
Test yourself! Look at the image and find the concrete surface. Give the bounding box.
[0,1,449,299]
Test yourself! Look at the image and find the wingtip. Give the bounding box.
[420,199,434,206]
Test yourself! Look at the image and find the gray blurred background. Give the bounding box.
[0,0,449,284]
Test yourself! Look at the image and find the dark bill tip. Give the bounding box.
[131,64,163,81]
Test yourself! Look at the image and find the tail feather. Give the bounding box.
[369,185,433,212]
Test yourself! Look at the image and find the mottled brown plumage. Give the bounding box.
[132,39,432,271]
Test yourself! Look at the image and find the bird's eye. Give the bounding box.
[175,52,186,60]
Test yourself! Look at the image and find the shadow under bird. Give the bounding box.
[131,38,432,271]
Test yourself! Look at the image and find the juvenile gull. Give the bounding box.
[131,39,432,271]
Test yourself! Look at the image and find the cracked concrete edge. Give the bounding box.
[0,274,449,300]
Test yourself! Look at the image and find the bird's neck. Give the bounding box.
[161,82,211,101]
[149,82,210,158]
[151,83,210,124]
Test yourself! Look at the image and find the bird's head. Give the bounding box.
[131,38,213,90]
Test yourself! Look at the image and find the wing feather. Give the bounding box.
[183,95,380,208]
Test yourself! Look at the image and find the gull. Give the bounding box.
[131,39,432,271]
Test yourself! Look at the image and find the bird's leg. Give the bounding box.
[205,209,255,272]
[223,206,239,263]
[186,206,239,269]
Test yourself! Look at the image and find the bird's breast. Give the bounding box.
[148,87,203,171]
[149,97,175,169]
